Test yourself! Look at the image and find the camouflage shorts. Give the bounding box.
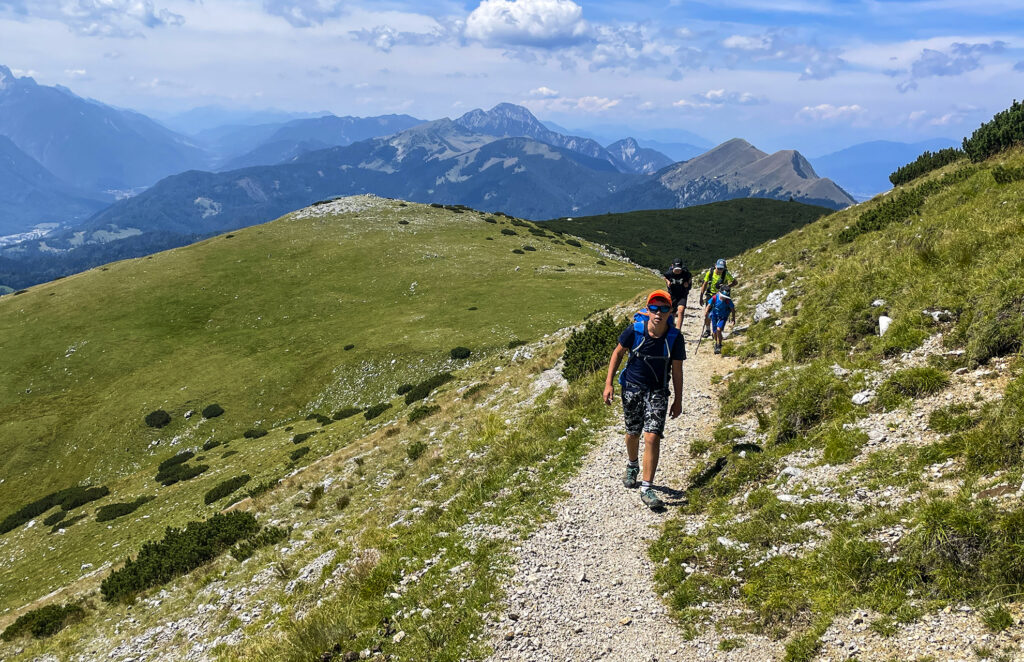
[621,384,669,436]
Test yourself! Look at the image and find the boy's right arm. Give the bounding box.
[603,344,627,404]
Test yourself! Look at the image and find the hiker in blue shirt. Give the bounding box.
[602,290,685,510]
[705,285,736,355]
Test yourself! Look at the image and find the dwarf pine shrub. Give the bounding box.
[522,245,537,251]
[562,313,622,382]
[158,451,194,472]
[963,100,1024,162]
[363,402,392,420]
[202,439,221,451]
[992,164,1024,184]
[202,404,224,419]
[245,479,279,500]
[396,383,414,395]
[43,510,66,527]
[204,475,252,505]
[100,511,260,603]
[404,372,455,404]
[450,346,471,359]
[289,447,311,462]
[292,431,316,444]
[144,409,171,428]
[243,428,268,439]
[230,526,289,562]
[501,228,516,236]
[96,496,155,523]
[156,463,209,486]
[406,440,428,460]
[0,485,111,535]
[332,407,361,420]
[408,404,440,423]
[1,603,84,641]
[565,238,582,247]
[889,147,964,186]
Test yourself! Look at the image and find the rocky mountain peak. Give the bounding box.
[455,103,547,137]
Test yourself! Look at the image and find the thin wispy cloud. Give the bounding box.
[0,0,185,37]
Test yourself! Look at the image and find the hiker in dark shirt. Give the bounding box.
[603,290,686,510]
[663,258,692,331]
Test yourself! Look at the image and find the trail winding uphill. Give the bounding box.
[483,309,782,661]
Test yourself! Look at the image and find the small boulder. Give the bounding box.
[852,390,875,405]
[878,316,892,336]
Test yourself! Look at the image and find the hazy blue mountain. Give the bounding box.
[541,121,713,152]
[583,138,856,214]
[0,136,107,234]
[191,122,293,166]
[635,139,706,162]
[605,138,674,175]
[0,65,207,195]
[810,138,960,200]
[221,114,425,170]
[154,106,333,135]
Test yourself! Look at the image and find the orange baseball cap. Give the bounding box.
[647,289,672,306]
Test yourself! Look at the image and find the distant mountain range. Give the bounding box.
[580,138,856,214]
[1,101,858,288]
[0,136,107,235]
[809,138,960,200]
[0,65,206,196]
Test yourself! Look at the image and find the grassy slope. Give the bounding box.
[0,197,653,613]
[651,149,1024,656]
[539,198,831,271]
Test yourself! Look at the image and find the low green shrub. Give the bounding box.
[407,440,428,460]
[231,526,289,562]
[963,100,1024,162]
[396,383,414,395]
[507,339,527,349]
[297,485,324,510]
[245,479,280,500]
[484,217,497,223]
[202,404,225,419]
[512,248,524,254]
[462,383,487,399]
[889,148,964,186]
[156,463,209,486]
[501,228,516,236]
[562,313,622,382]
[408,404,440,423]
[43,510,66,527]
[770,364,852,444]
[0,485,111,535]
[144,409,171,428]
[1,603,85,641]
[202,439,222,451]
[450,346,471,360]
[522,245,537,251]
[992,164,1024,184]
[344,344,355,351]
[96,496,155,523]
[306,413,332,426]
[158,451,194,472]
[243,428,268,439]
[404,372,455,404]
[292,431,316,444]
[982,605,1014,632]
[289,447,311,462]
[100,511,261,603]
[204,475,252,505]
[363,402,392,420]
[565,238,582,247]
[332,407,362,420]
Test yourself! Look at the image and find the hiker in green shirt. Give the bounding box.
[699,259,737,338]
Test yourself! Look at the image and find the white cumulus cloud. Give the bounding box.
[796,103,865,122]
[529,86,559,98]
[465,0,588,48]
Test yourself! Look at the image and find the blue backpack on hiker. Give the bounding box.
[619,311,681,387]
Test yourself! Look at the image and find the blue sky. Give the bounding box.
[1,0,1021,154]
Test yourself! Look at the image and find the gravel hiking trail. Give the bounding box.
[484,309,758,662]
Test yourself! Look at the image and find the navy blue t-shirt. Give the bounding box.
[618,320,686,391]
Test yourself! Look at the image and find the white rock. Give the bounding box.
[878,316,892,336]
[852,390,875,405]
[831,364,850,377]
[779,466,803,480]
[393,631,406,643]
[754,288,787,323]
[871,299,886,308]
[716,536,737,548]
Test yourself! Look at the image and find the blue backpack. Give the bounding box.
[619,312,681,386]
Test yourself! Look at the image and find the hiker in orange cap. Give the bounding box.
[602,290,685,510]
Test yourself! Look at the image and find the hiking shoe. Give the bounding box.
[622,464,640,488]
[701,329,711,338]
[714,344,721,354]
[640,487,664,510]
